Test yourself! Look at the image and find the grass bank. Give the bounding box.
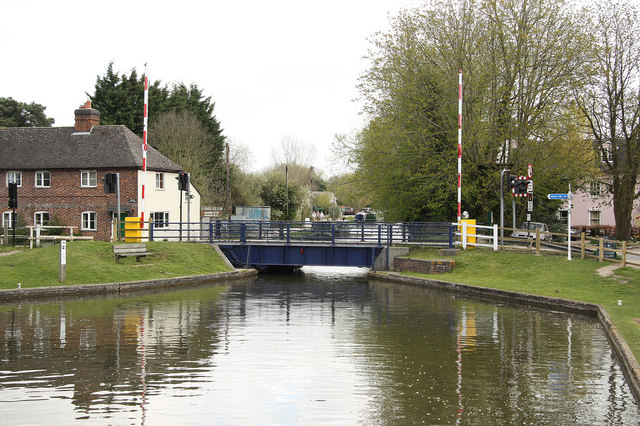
[400,248,640,360]
[0,241,232,289]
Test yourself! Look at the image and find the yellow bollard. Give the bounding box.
[124,217,142,242]
[460,219,477,249]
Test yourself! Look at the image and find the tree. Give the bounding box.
[575,2,640,240]
[0,97,54,127]
[349,0,593,222]
[89,63,225,155]
[259,173,302,220]
[271,135,316,168]
[149,110,222,204]
[90,62,228,202]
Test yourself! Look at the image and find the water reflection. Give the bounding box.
[0,268,637,424]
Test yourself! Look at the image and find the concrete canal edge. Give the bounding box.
[369,271,640,403]
[0,269,258,301]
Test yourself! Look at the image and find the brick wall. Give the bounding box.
[1,169,139,241]
[394,257,455,274]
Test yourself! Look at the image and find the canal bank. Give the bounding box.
[0,269,257,301]
[370,270,640,403]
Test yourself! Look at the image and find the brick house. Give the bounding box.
[0,103,201,241]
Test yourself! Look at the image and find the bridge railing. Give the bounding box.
[148,220,455,247]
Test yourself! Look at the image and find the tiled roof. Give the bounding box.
[0,125,182,172]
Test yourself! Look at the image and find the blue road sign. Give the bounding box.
[547,193,568,200]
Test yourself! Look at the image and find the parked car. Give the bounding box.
[340,206,355,215]
[355,211,377,223]
[511,222,553,242]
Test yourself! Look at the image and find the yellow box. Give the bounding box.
[124,217,142,242]
[459,219,476,248]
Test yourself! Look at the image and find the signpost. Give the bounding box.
[59,240,67,283]
[547,186,573,260]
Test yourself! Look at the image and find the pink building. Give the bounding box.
[561,181,640,228]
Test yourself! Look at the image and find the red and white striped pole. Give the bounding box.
[457,69,462,222]
[141,64,149,225]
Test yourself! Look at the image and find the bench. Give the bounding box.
[113,243,152,263]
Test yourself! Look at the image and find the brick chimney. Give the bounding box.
[74,101,100,132]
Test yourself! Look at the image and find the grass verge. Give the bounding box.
[400,247,640,360]
[0,241,232,289]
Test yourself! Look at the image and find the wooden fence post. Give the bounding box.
[622,241,627,267]
[599,237,604,262]
[580,232,585,259]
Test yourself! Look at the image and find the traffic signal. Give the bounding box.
[178,172,189,191]
[104,173,117,193]
[8,182,17,209]
[510,176,530,197]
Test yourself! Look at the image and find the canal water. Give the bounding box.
[0,267,638,424]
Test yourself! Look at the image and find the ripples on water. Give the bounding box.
[0,266,638,424]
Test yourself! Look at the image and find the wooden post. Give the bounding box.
[622,241,627,267]
[598,237,604,262]
[580,232,585,259]
[535,228,541,256]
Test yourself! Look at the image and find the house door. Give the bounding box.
[113,213,127,239]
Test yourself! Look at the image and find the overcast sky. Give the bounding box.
[1,0,418,176]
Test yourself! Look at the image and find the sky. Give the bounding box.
[1,0,419,177]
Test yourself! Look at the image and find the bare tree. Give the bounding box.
[576,1,640,240]
[271,135,316,167]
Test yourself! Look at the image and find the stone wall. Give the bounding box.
[394,257,455,273]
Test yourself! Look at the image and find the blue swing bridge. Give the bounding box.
[148,220,456,270]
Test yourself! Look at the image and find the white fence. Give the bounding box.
[453,222,499,251]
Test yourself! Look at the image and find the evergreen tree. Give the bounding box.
[0,97,54,127]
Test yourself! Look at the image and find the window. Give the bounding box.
[81,170,97,187]
[2,211,14,229]
[589,181,602,198]
[601,145,614,163]
[82,211,97,231]
[6,171,22,187]
[34,211,50,226]
[589,210,601,227]
[151,212,169,228]
[35,171,51,188]
[558,210,568,223]
[155,173,164,190]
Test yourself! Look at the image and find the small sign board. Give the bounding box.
[60,240,67,264]
[547,193,569,200]
[528,200,533,211]
[202,206,223,218]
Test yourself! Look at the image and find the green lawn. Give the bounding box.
[0,241,232,289]
[401,247,640,360]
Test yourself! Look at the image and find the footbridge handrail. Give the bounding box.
[148,219,456,248]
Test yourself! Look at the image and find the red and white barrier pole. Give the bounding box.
[457,69,462,222]
[141,64,149,225]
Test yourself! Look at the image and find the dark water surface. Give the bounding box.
[0,267,638,424]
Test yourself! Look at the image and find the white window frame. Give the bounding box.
[35,171,51,188]
[6,171,22,187]
[2,211,14,229]
[589,181,602,198]
[82,211,97,231]
[155,172,165,190]
[151,211,169,228]
[589,209,601,227]
[34,211,50,226]
[80,170,97,187]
